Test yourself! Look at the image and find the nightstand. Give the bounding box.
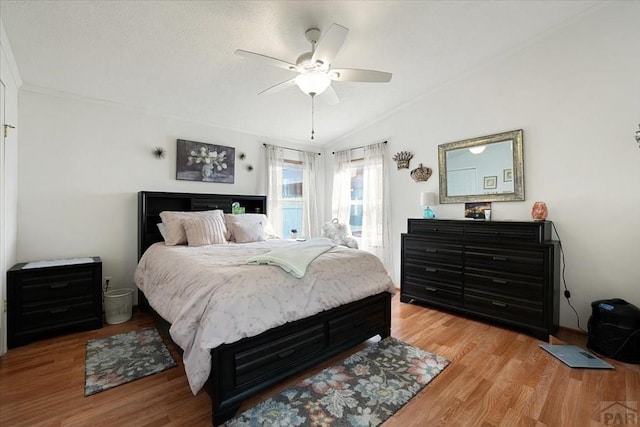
[7,257,103,348]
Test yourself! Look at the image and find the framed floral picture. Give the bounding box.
[176,139,235,183]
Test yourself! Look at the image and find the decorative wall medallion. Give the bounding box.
[410,163,432,182]
[392,151,413,169]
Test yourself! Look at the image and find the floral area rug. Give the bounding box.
[225,337,450,426]
[84,327,177,396]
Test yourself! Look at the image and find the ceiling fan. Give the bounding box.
[235,24,392,138]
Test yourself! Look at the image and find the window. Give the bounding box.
[281,160,303,238]
[266,144,322,239]
[348,160,364,238]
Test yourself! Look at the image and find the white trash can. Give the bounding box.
[104,288,134,324]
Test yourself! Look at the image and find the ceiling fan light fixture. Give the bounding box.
[295,71,331,96]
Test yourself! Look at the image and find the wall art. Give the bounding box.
[176,139,235,183]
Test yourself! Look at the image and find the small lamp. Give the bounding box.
[420,192,437,219]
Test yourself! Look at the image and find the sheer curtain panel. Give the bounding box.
[265,145,285,236]
[362,143,392,272]
[301,151,322,238]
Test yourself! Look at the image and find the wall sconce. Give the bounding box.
[153,147,166,159]
[635,124,640,149]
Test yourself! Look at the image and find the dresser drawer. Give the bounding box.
[235,324,326,387]
[19,269,96,303]
[464,222,550,243]
[403,277,462,307]
[407,220,464,239]
[465,245,545,278]
[465,273,544,302]
[18,299,97,331]
[403,236,463,267]
[464,291,543,326]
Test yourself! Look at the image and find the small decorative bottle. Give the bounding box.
[290,229,298,239]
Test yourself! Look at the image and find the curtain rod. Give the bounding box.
[332,140,387,155]
[262,143,321,156]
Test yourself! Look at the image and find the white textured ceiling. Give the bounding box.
[1,0,602,145]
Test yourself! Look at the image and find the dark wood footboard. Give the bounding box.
[206,292,392,425]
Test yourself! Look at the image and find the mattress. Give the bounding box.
[134,240,396,394]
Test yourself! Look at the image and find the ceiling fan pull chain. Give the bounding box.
[311,95,315,140]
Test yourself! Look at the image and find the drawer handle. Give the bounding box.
[425,287,437,292]
[425,248,438,253]
[50,307,69,314]
[492,256,508,261]
[492,279,508,284]
[425,267,438,273]
[49,282,70,289]
[492,301,508,308]
[277,348,296,359]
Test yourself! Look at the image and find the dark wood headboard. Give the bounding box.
[138,191,267,260]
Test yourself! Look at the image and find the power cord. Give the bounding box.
[551,222,587,334]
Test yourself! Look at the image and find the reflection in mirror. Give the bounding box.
[438,129,524,203]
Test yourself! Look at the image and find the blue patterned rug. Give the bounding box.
[84,327,177,396]
[225,337,449,426]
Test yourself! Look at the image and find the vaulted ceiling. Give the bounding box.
[1,1,602,145]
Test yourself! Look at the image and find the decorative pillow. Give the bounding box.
[159,210,226,246]
[322,218,358,249]
[156,223,167,241]
[225,214,279,241]
[183,214,228,246]
[232,220,266,243]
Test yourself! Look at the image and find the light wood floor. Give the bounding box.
[1,293,638,426]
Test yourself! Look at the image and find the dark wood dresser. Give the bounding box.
[401,219,559,340]
[7,257,102,348]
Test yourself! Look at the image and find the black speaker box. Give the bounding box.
[587,298,640,364]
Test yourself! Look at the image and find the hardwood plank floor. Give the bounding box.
[1,293,638,426]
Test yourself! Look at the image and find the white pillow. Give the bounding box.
[157,223,167,241]
[232,220,266,243]
[184,214,228,246]
[159,210,226,246]
[225,214,279,241]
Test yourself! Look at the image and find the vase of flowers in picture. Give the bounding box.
[187,146,228,181]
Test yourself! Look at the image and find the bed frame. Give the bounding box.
[137,191,392,425]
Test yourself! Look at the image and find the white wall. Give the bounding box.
[16,91,309,301]
[325,2,640,329]
[1,21,22,355]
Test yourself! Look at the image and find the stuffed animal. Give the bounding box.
[322,218,358,249]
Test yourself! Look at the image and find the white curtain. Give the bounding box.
[265,144,285,237]
[361,143,392,272]
[301,151,322,238]
[331,149,353,233]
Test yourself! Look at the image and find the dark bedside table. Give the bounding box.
[7,257,103,348]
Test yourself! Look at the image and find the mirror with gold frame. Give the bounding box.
[438,129,524,203]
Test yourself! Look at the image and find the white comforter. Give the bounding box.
[133,240,396,395]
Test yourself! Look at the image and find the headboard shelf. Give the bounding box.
[138,191,267,260]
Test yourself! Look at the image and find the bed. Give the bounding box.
[135,191,394,425]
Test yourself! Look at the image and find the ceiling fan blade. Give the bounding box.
[235,49,301,73]
[311,24,348,67]
[258,78,297,96]
[330,68,392,83]
[319,85,339,105]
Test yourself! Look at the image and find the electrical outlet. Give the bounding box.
[105,276,112,282]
